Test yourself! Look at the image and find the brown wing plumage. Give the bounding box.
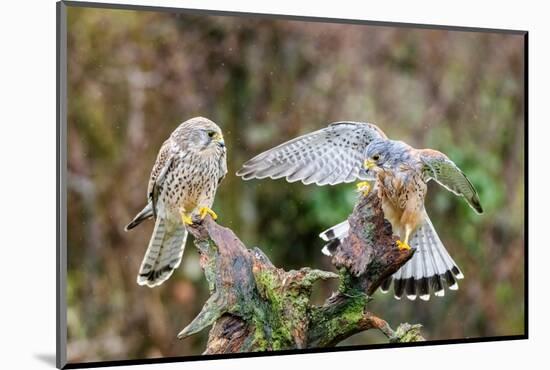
[147,139,174,199]
[131,116,227,288]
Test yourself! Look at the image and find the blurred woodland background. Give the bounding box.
[66,6,525,363]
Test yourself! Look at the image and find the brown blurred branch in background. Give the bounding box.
[178,191,424,353]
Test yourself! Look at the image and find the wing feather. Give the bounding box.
[147,140,177,217]
[217,151,228,186]
[420,149,483,214]
[237,121,387,186]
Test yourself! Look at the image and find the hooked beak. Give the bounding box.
[213,133,225,148]
[364,158,376,170]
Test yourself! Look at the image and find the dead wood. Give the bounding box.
[178,191,424,353]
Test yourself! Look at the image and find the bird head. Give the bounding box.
[201,126,225,151]
[176,117,226,153]
[364,139,408,172]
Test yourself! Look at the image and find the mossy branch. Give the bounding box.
[179,191,424,353]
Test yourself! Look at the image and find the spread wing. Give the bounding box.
[420,149,483,214]
[236,121,387,186]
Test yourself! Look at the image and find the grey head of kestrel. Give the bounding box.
[237,121,483,301]
[125,116,227,288]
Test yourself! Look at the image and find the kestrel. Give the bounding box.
[237,121,482,300]
[125,117,227,288]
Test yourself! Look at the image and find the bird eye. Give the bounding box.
[372,154,380,161]
[207,131,215,138]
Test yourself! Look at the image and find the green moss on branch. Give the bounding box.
[180,192,424,354]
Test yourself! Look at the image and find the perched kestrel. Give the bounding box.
[237,121,482,300]
[125,117,227,287]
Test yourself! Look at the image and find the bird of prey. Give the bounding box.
[237,121,482,300]
[125,117,227,288]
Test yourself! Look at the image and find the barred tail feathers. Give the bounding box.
[321,212,464,301]
[319,220,350,256]
[137,217,188,287]
[390,211,463,301]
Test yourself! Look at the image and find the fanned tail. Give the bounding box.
[385,210,463,301]
[320,210,464,301]
[137,217,188,287]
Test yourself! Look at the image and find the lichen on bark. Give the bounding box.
[177,191,424,353]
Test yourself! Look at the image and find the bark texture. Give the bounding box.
[178,191,425,353]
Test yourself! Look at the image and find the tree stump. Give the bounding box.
[178,191,425,353]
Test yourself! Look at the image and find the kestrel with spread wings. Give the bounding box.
[125,117,227,287]
[237,121,482,300]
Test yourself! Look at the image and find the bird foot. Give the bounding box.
[396,240,411,251]
[356,181,371,195]
[199,206,218,220]
[181,212,193,225]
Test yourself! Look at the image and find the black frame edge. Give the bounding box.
[523,32,529,339]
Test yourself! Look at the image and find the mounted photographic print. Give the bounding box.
[56,1,527,368]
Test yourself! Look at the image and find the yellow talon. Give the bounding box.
[356,181,371,195]
[199,206,218,220]
[181,212,193,225]
[396,240,411,251]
